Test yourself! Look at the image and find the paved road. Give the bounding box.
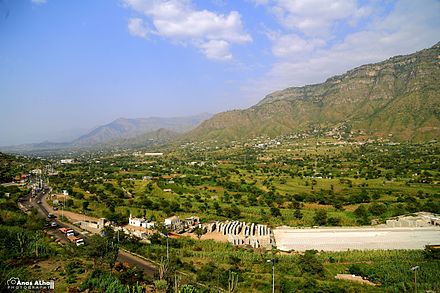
[19,189,157,277]
[117,250,157,275]
[274,226,440,251]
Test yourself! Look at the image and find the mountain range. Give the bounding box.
[0,114,211,152]
[71,114,211,146]
[3,42,440,153]
[186,41,440,142]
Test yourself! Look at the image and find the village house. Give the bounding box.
[164,216,181,229]
[128,214,155,229]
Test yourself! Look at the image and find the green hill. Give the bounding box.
[187,41,440,142]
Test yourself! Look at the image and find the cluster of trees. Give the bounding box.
[0,187,56,288]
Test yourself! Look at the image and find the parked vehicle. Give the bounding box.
[50,222,58,228]
[47,213,56,219]
[59,227,75,237]
[67,235,84,246]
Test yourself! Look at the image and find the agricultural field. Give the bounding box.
[48,139,440,228]
[2,138,440,292]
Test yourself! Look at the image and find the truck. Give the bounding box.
[59,227,75,237]
[67,235,84,246]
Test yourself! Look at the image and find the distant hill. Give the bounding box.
[187,42,440,142]
[100,128,179,148]
[1,113,211,153]
[72,113,211,146]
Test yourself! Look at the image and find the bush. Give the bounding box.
[313,210,327,226]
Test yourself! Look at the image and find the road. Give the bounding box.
[19,188,157,276]
[118,250,157,276]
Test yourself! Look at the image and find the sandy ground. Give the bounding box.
[274,226,440,251]
[43,194,100,223]
[179,231,228,242]
[335,274,376,286]
[200,232,228,242]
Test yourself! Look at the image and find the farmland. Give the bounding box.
[2,137,440,292]
[48,138,440,228]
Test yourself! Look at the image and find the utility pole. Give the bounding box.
[62,193,65,220]
[411,266,419,293]
[166,232,169,262]
[267,258,275,293]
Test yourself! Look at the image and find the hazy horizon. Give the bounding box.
[1,0,440,146]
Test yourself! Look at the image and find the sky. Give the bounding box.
[0,0,439,146]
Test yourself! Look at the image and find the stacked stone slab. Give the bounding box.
[207,221,275,249]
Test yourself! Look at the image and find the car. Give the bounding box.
[47,213,56,219]
[50,222,58,228]
[37,200,42,204]
[53,207,58,211]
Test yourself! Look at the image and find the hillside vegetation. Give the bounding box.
[188,42,440,142]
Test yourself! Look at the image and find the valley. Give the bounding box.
[1,41,440,292]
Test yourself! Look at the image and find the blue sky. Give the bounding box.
[0,0,439,146]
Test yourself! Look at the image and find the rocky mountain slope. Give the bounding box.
[187,42,440,142]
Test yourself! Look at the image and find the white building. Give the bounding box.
[164,216,181,229]
[128,214,155,229]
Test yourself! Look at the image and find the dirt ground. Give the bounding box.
[335,274,376,286]
[44,194,100,223]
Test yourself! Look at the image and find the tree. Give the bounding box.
[354,205,368,218]
[270,207,282,217]
[299,250,324,276]
[313,209,327,226]
[350,189,370,204]
[65,199,74,207]
[368,203,387,216]
[327,217,341,226]
[194,226,204,240]
[82,201,89,211]
[354,205,370,225]
[224,205,241,219]
[294,207,303,219]
[86,235,119,271]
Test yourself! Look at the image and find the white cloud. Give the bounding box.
[128,18,149,39]
[197,40,232,61]
[31,0,47,4]
[123,0,251,60]
[268,32,326,57]
[248,0,270,5]
[242,0,440,103]
[271,0,372,37]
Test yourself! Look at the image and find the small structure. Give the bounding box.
[183,216,199,227]
[128,214,155,229]
[385,212,440,228]
[164,216,181,229]
[206,220,274,249]
[144,152,163,156]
